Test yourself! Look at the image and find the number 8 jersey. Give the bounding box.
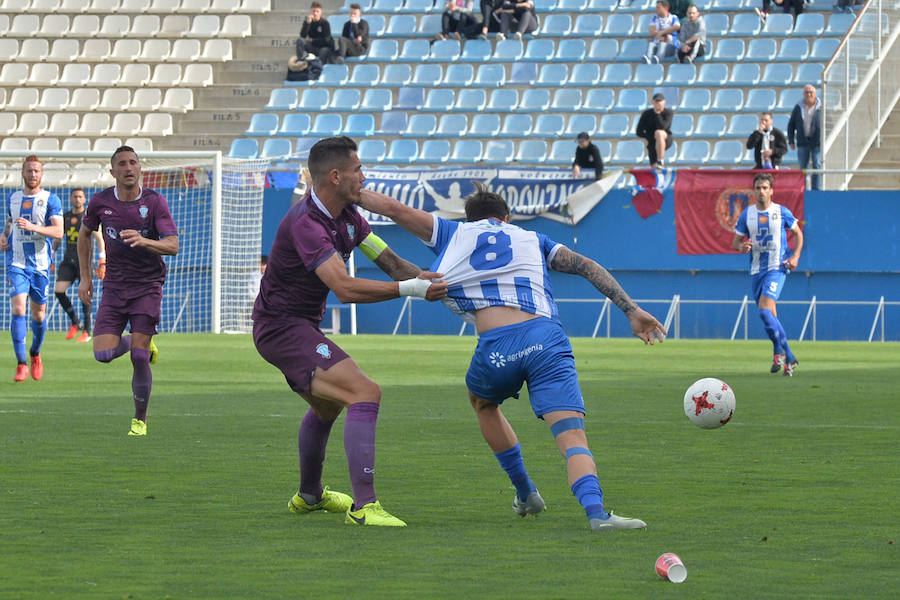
[426,215,564,324]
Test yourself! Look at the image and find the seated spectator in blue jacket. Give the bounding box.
[643,0,680,63]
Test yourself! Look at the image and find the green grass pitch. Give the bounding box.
[1,335,897,599]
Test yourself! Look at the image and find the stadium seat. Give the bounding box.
[27,64,60,87]
[597,114,630,138]
[201,39,232,62]
[400,0,432,13]
[430,39,461,62]
[0,64,28,86]
[551,88,582,112]
[582,88,615,112]
[62,139,92,153]
[453,89,486,112]
[385,14,415,37]
[709,140,743,165]
[696,114,727,137]
[449,139,483,163]
[357,139,386,163]
[130,88,162,111]
[633,64,663,86]
[404,113,437,137]
[714,39,745,61]
[183,0,212,11]
[78,40,110,63]
[569,63,601,86]
[128,14,161,36]
[515,140,548,164]
[727,63,760,87]
[603,13,634,36]
[601,64,632,87]
[399,39,429,62]
[533,0,557,9]
[140,113,173,136]
[573,14,603,36]
[509,62,537,85]
[380,63,411,87]
[310,113,342,137]
[460,39,492,62]
[532,114,564,138]
[850,37,876,62]
[611,140,645,165]
[470,113,501,137]
[378,111,407,135]
[618,0,652,12]
[8,14,40,36]
[744,88,776,112]
[586,0,616,10]
[483,140,514,164]
[0,114,16,137]
[412,64,442,87]
[98,14,132,38]
[361,88,392,112]
[704,13,728,37]
[810,37,840,61]
[92,138,123,154]
[777,88,803,112]
[617,40,647,62]
[760,63,793,87]
[121,64,151,86]
[107,113,141,137]
[366,14,386,36]
[588,39,618,62]
[556,0,585,10]
[697,63,727,86]
[189,15,220,37]
[0,39,17,63]
[518,88,550,113]
[395,86,424,110]
[150,63,182,86]
[70,88,100,111]
[160,88,193,113]
[825,13,854,36]
[7,88,38,111]
[260,138,292,159]
[149,0,180,10]
[747,38,777,62]
[487,88,519,112]
[32,138,61,153]
[711,89,743,112]
[442,63,474,87]
[547,140,573,165]
[537,64,568,87]
[77,113,111,136]
[614,88,647,112]
[761,12,792,36]
[564,114,597,137]
[435,113,468,137]
[540,14,572,37]
[99,88,131,112]
[139,39,171,62]
[242,0,271,11]
[328,88,361,111]
[554,39,586,63]
[384,139,417,165]
[671,113,694,137]
[795,63,824,87]
[327,14,346,33]
[474,64,506,87]
[678,140,710,165]
[792,13,824,37]
[419,139,452,165]
[170,41,203,63]
[221,14,251,36]
[245,112,278,136]
[276,113,310,137]
[679,88,711,112]
[726,114,757,139]
[209,0,241,11]
[0,138,29,153]
[423,88,454,112]
[68,14,100,36]
[777,39,809,62]
[493,40,524,62]
[320,64,351,86]
[500,114,533,137]
[415,14,442,38]
[298,88,329,111]
[344,113,375,137]
[19,39,49,62]
[369,39,400,62]
[664,63,696,86]
[711,0,741,10]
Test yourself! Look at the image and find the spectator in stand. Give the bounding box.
[787,85,822,190]
[756,0,802,22]
[297,2,332,61]
[286,54,323,82]
[497,0,538,41]
[438,0,476,41]
[572,132,604,181]
[643,0,680,64]
[676,4,706,64]
[635,93,674,168]
[747,112,788,170]
[833,0,857,15]
[334,3,369,62]
[478,0,504,39]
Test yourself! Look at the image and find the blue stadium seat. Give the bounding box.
[380,63,411,87]
[540,14,572,37]
[569,63,601,86]
[695,114,727,136]
[264,88,297,111]
[711,89,743,112]
[795,63,824,87]
[555,0,587,10]
[386,14,415,37]
[518,88,551,112]
[294,137,317,158]
[825,13,854,37]
[792,13,824,37]
[617,40,647,62]
[601,63,632,86]
[777,88,803,112]
[384,139,418,165]
[747,38,777,62]
[358,139,387,163]
[493,39,524,61]
[709,140,743,165]
[500,114,533,137]
[726,114,757,139]
[227,138,257,158]
[772,114,789,134]
[761,12,793,36]
[453,88,487,112]
[423,88,455,111]
[460,39,492,62]
[711,0,742,11]
[618,0,652,13]
[328,88,361,111]
[509,61,537,85]
[671,113,694,137]
[679,88,711,112]
[298,88,329,111]
[633,64,663,86]
[524,39,555,62]
[573,14,603,36]
[474,63,506,87]
[692,0,713,10]
[395,86,424,110]
[378,111,407,135]
[361,88,392,111]
[547,140,574,165]
[760,63,792,87]
[728,12,760,36]
[436,113,469,137]
[349,64,380,87]
[319,64,350,86]
[534,0,558,10]
[415,14,442,38]
[261,138,292,159]
[470,113,501,137]
[532,114,565,138]
[328,14,346,33]
[372,0,402,13]
[404,113,437,137]
[344,113,375,137]
[537,64,568,87]
[367,39,399,62]
[565,114,597,137]
[727,63,760,87]
[776,38,809,62]
[586,0,617,10]
[704,13,729,37]
[276,113,310,137]
[398,39,429,62]
[597,114,630,137]
[614,88,647,112]
[582,88,615,112]
[430,39,461,62]
[450,140,483,163]
[603,13,635,36]
[367,14,386,36]
[487,88,519,111]
[418,139,451,164]
[483,140,514,164]
[810,37,840,61]
[677,140,710,165]
[551,88,582,111]
[664,63,696,86]
[697,63,728,86]
[634,13,654,35]
[310,113,342,137]
[588,39,618,61]
[554,39,586,62]
[412,63,442,86]
[744,88,776,112]
[713,39,745,61]
[401,0,433,13]
[611,140,645,165]
[515,140,548,164]
[245,112,278,136]
[442,63,474,87]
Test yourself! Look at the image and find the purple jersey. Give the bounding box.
[253,192,371,324]
[83,186,177,291]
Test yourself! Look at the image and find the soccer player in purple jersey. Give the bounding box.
[77,146,179,437]
[253,137,447,527]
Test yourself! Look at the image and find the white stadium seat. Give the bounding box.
[181,0,210,12]
[119,0,152,12]
[120,63,151,86]
[37,87,70,111]
[151,0,181,11]
[159,14,191,36]
[0,0,33,13]
[48,39,80,62]
[7,88,39,110]
[201,38,232,61]
[31,0,61,10]
[48,112,80,135]
[99,88,131,111]
[129,14,160,36]
[70,87,101,111]
[15,113,49,136]
[169,39,201,61]
[62,138,93,152]
[58,63,91,85]
[0,39,18,62]
[8,15,41,37]
[189,14,219,37]
[88,0,121,12]
[124,137,153,152]
[110,39,142,62]
[140,113,173,136]
[221,14,251,37]
[129,87,162,111]
[69,163,104,187]
[31,138,61,152]
[161,87,193,112]
[99,14,131,37]
[209,0,240,12]
[78,112,111,136]
[0,64,29,85]
[79,39,111,61]
[139,39,171,62]
[41,163,71,187]
[150,63,182,86]
[182,63,213,86]
[26,63,60,86]
[0,88,6,109]
[240,0,270,13]
[1,138,30,151]
[89,63,122,86]
[59,0,91,11]
[109,113,141,136]
[16,39,49,62]
[0,114,17,136]
[93,138,122,153]
[38,15,71,38]
[70,14,101,36]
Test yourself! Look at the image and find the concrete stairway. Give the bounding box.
[849,103,900,190]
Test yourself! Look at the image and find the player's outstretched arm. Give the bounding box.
[551,246,665,344]
[358,189,434,242]
[373,246,424,281]
[316,253,447,304]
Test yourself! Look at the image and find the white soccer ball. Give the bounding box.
[683,378,735,429]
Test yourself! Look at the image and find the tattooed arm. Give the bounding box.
[373,247,423,281]
[550,246,666,344]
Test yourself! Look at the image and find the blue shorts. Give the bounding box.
[6,266,49,304]
[752,270,787,303]
[466,317,584,418]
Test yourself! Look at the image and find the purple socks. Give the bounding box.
[297,409,336,500]
[344,402,380,509]
[130,348,152,422]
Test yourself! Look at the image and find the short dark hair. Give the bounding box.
[260,254,268,265]
[310,1,321,7]
[657,0,669,7]
[308,136,358,183]
[71,188,86,196]
[464,181,509,222]
[349,2,361,9]
[761,111,773,119]
[110,145,138,167]
[753,173,774,188]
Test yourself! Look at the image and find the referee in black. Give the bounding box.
[572,132,604,180]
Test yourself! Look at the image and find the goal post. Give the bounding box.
[0,150,269,335]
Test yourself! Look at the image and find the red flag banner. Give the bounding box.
[673,170,805,255]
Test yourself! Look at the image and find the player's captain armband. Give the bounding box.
[398,278,431,298]
[359,232,388,261]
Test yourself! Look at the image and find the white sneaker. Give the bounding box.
[496,32,505,41]
[514,31,522,40]
[590,512,647,531]
[512,490,546,517]
[642,54,651,64]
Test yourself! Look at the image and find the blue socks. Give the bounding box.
[759,308,795,362]
[571,474,608,520]
[29,317,46,356]
[494,443,537,502]
[11,315,27,363]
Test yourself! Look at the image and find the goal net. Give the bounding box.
[0,151,269,335]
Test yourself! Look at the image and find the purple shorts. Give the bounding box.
[94,285,162,337]
[253,317,350,395]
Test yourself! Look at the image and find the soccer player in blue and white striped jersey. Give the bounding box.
[732,172,804,376]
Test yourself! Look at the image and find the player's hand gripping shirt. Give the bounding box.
[426,216,563,324]
[6,190,62,272]
[734,203,797,275]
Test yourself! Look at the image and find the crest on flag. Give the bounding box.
[630,168,675,219]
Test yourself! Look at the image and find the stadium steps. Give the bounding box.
[849,105,900,190]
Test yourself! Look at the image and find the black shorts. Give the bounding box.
[57,259,80,284]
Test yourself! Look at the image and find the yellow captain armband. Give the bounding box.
[359,232,388,261]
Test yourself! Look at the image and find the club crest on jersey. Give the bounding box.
[346,224,355,240]
[315,343,331,359]
[105,226,118,239]
[36,198,45,207]
[139,205,148,219]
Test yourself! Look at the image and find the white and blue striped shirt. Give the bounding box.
[5,189,62,273]
[734,203,797,276]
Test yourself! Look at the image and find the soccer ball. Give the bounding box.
[683,378,735,429]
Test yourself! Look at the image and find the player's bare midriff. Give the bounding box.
[475,306,540,335]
